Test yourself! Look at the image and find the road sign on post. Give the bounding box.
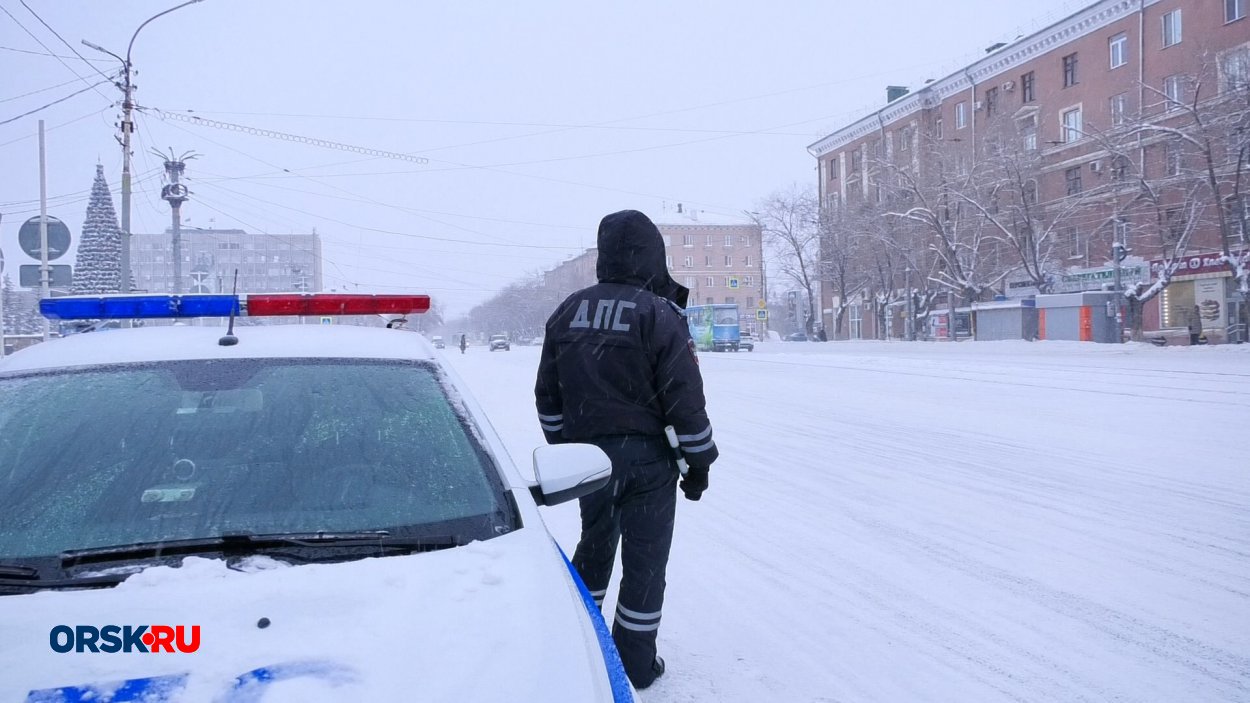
[18,216,70,261]
[320,316,333,325]
[20,265,72,288]
[756,309,768,320]
[729,278,740,289]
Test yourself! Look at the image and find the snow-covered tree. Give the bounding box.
[71,164,123,295]
[753,187,822,336]
[2,274,41,336]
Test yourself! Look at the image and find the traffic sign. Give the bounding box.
[20,264,72,288]
[18,216,71,261]
[320,316,333,325]
[728,277,740,289]
[757,298,766,309]
[756,309,768,320]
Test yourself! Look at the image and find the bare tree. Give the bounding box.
[817,204,870,337]
[753,187,822,335]
[884,140,1013,304]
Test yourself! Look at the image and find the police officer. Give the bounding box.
[535,209,717,690]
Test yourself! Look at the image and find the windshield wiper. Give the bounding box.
[61,531,466,567]
[0,563,128,592]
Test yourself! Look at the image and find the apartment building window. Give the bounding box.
[725,297,735,305]
[1229,0,1246,22]
[1065,166,1083,195]
[900,126,912,151]
[1021,71,1035,103]
[724,255,732,266]
[955,102,967,129]
[1162,10,1182,47]
[984,87,998,118]
[1165,207,1184,241]
[740,235,750,246]
[1067,228,1082,257]
[724,277,733,288]
[1114,218,1130,244]
[746,296,755,309]
[683,235,694,247]
[705,255,712,267]
[1164,75,1184,110]
[744,255,753,267]
[705,235,714,247]
[724,234,733,246]
[1110,93,1129,126]
[1018,113,1038,151]
[935,117,944,140]
[1063,53,1079,87]
[1062,106,1083,143]
[683,256,693,267]
[744,276,754,287]
[1023,179,1038,206]
[1165,140,1182,176]
[665,255,672,268]
[850,149,862,173]
[1220,48,1250,92]
[1112,155,1131,180]
[705,276,714,287]
[827,158,837,180]
[1109,33,1128,69]
[684,276,696,288]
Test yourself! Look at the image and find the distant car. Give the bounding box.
[0,293,631,701]
[784,332,808,342]
[431,335,445,349]
[489,334,511,352]
[738,332,755,352]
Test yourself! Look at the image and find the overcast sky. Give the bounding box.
[1,0,1083,315]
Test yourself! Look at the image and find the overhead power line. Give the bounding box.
[0,79,113,126]
[143,108,431,166]
[0,5,114,103]
[0,44,112,61]
[18,0,118,84]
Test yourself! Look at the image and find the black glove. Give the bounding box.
[680,466,709,501]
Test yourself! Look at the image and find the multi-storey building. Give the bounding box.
[656,205,766,335]
[131,228,323,295]
[809,0,1249,341]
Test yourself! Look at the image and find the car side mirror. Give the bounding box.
[530,444,612,506]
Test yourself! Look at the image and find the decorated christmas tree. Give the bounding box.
[71,164,123,295]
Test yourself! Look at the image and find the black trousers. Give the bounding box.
[572,434,679,689]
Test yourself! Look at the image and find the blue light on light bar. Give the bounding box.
[41,295,240,320]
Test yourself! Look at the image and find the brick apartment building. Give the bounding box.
[809,0,1249,341]
[526,206,767,335]
[656,205,766,335]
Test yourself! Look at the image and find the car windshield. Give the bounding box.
[491,335,506,341]
[0,359,514,559]
[714,308,738,325]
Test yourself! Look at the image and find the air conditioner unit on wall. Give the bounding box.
[1002,80,1015,92]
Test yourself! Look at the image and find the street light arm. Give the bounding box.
[126,0,204,63]
[81,39,124,65]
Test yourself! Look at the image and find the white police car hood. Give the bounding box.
[0,529,621,701]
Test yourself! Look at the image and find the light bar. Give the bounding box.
[246,294,430,317]
[40,293,430,320]
[41,295,240,320]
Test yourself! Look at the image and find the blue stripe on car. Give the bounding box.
[559,544,634,703]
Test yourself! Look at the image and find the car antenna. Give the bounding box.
[218,269,241,347]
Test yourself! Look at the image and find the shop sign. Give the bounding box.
[1149,251,1244,278]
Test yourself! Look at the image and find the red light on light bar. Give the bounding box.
[246,294,430,317]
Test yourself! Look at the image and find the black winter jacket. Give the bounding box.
[534,210,718,470]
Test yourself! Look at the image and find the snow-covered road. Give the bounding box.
[445,340,1250,703]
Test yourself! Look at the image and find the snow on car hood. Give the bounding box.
[0,530,614,702]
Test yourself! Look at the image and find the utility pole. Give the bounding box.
[905,266,914,341]
[156,149,195,294]
[82,0,206,295]
[38,120,51,341]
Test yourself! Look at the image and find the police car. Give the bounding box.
[0,293,634,702]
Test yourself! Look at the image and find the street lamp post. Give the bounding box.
[83,0,205,295]
[904,266,914,341]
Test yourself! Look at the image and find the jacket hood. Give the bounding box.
[595,210,689,308]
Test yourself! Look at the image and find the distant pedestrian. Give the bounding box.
[1189,306,1202,345]
[459,334,467,354]
[817,327,828,342]
[535,209,717,690]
